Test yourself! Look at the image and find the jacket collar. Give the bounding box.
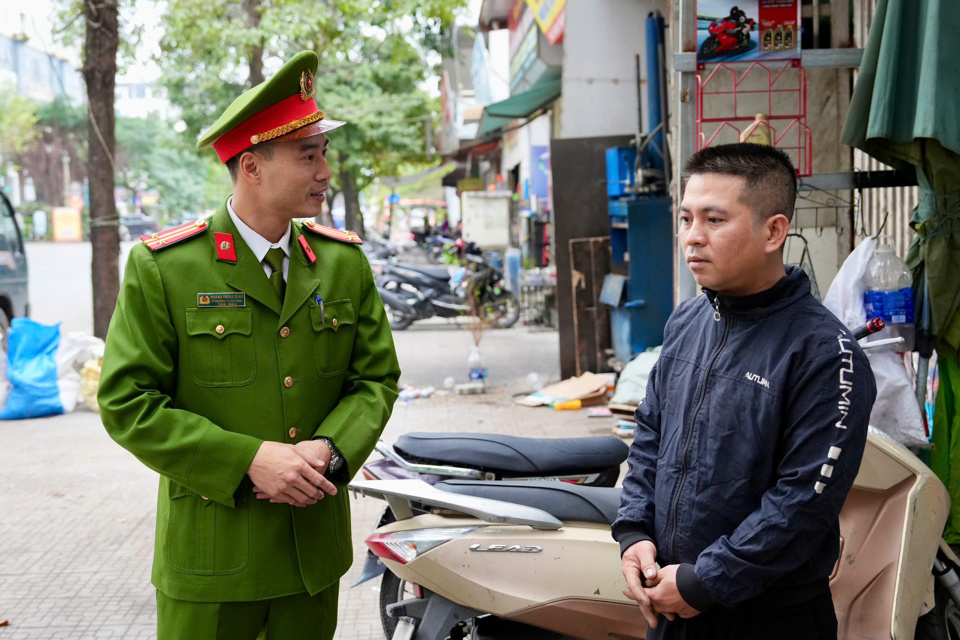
[703,266,812,320]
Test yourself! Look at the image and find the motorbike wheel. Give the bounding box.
[383,300,414,331]
[379,570,418,639]
[379,281,417,331]
[916,582,960,640]
[699,36,721,59]
[495,293,520,329]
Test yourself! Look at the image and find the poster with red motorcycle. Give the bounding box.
[697,1,801,63]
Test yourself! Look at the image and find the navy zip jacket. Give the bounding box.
[612,267,876,613]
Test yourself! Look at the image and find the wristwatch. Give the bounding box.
[317,436,343,474]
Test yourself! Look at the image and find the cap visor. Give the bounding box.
[273,118,347,142]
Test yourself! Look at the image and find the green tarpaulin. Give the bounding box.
[477,79,561,137]
[841,0,960,541]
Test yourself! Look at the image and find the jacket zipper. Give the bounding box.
[666,295,730,557]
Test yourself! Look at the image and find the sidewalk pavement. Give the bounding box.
[0,325,629,640]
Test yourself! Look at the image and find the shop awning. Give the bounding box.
[477,79,561,137]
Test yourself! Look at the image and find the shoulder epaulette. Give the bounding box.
[141,220,209,251]
[300,220,363,244]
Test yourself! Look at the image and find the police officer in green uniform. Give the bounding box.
[98,51,401,640]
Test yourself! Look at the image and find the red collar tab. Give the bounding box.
[141,220,209,252]
[215,232,238,263]
[300,220,363,244]
[212,94,321,163]
[298,235,317,264]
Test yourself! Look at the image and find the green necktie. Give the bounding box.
[263,247,286,302]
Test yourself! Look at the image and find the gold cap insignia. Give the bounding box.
[300,70,315,101]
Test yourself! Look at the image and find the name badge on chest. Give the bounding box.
[197,293,246,308]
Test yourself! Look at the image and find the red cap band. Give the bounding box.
[212,94,320,163]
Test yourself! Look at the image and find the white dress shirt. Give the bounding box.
[227,196,291,282]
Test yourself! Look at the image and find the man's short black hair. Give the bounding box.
[225,141,277,182]
[683,143,797,223]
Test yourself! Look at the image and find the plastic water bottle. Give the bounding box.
[862,243,915,352]
[467,347,484,380]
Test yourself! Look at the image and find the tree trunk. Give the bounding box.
[83,0,120,340]
[340,169,364,239]
[318,186,338,228]
[245,0,264,86]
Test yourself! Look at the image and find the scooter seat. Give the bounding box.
[437,480,621,525]
[393,433,628,476]
[398,264,450,281]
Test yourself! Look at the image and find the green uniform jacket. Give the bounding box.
[98,203,401,602]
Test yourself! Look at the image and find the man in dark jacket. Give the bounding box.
[613,143,876,639]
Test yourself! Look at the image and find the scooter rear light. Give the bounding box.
[365,527,482,564]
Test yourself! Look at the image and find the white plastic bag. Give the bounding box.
[610,347,661,406]
[824,238,927,447]
[866,351,929,448]
[56,333,105,412]
[823,236,877,330]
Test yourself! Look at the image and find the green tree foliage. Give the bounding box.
[0,85,40,170]
[157,0,467,234]
[115,116,229,219]
[36,95,88,159]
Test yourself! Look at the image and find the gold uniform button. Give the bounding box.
[280,326,291,338]
[215,324,225,335]
[288,427,299,438]
[283,376,294,388]
[332,318,339,328]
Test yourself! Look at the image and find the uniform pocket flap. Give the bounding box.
[168,480,214,506]
[310,299,356,332]
[185,308,253,339]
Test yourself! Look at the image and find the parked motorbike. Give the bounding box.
[352,433,630,638]
[352,430,960,640]
[364,233,400,260]
[376,253,519,331]
[351,320,960,640]
[699,6,756,60]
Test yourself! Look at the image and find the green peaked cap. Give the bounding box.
[196,51,345,160]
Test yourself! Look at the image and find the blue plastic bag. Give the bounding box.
[0,318,64,419]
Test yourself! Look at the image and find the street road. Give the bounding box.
[0,240,607,640]
[23,240,561,390]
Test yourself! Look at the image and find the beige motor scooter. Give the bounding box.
[350,427,960,640]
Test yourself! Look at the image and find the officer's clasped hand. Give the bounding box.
[248,441,338,507]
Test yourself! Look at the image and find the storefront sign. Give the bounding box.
[524,0,565,46]
[696,0,800,63]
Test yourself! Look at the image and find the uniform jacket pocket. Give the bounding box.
[310,299,356,378]
[165,481,249,576]
[184,308,256,387]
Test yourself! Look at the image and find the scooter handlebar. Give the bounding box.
[852,318,885,341]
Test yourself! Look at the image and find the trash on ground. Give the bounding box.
[455,382,486,395]
[613,419,635,438]
[515,371,610,407]
[608,403,638,417]
[81,358,102,413]
[609,347,661,407]
[524,372,544,392]
[398,387,435,402]
[0,319,104,420]
[553,399,582,411]
[588,407,613,418]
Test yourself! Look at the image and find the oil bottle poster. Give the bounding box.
[697,1,801,63]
